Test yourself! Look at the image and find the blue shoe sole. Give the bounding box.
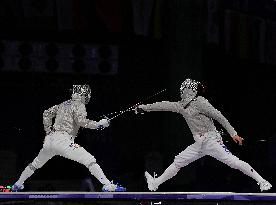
[102,187,126,192]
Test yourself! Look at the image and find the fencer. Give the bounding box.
[135,79,272,192]
[12,85,126,192]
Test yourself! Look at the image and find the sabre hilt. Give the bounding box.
[103,115,110,121]
[97,116,110,130]
[134,105,145,114]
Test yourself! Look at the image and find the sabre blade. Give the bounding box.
[108,88,167,121]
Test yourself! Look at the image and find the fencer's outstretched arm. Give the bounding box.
[139,101,181,113]
[195,96,237,137]
[43,105,59,134]
[74,102,109,129]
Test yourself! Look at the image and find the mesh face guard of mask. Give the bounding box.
[72,85,91,104]
[180,78,200,94]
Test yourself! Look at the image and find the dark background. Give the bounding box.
[0,0,276,193]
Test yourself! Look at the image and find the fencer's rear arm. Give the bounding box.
[43,105,58,134]
[74,103,98,129]
[196,96,237,137]
[140,101,181,113]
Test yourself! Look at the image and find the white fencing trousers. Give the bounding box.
[32,131,96,169]
[155,131,264,187]
[16,131,111,186]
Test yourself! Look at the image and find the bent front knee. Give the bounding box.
[83,155,97,168]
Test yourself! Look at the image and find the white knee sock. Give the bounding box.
[237,160,264,183]
[88,163,111,185]
[155,163,180,186]
[15,166,35,186]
